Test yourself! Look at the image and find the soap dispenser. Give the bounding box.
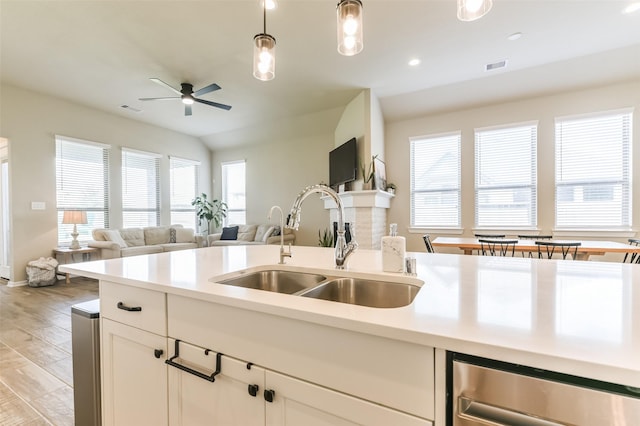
[382,223,406,273]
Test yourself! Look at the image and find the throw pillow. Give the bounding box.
[103,230,128,248]
[271,226,281,236]
[220,226,239,240]
[254,224,272,242]
[175,228,195,243]
[262,226,276,243]
[169,228,177,243]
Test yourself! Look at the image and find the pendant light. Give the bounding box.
[337,0,363,56]
[457,0,492,21]
[253,0,276,81]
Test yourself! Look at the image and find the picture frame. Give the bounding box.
[373,156,386,190]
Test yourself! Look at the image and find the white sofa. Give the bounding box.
[207,224,295,247]
[88,225,204,259]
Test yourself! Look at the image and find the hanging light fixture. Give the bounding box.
[457,0,492,21]
[337,0,363,56]
[253,0,276,81]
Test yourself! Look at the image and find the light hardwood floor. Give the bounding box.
[0,277,99,425]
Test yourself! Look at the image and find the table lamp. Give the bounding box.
[62,210,87,250]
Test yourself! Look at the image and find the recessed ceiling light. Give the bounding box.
[507,32,522,41]
[408,58,421,66]
[622,2,640,14]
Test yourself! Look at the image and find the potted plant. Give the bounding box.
[191,193,228,235]
[360,155,377,190]
[318,228,334,247]
[386,183,396,194]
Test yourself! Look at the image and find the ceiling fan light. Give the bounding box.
[457,0,492,21]
[253,33,276,81]
[181,96,194,105]
[337,0,363,56]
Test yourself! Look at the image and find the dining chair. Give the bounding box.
[623,238,640,264]
[517,235,553,258]
[478,239,518,257]
[423,234,435,253]
[535,241,581,260]
[475,233,506,239]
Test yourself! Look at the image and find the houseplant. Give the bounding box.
[386,183,396,194]
[191,193,228,234]
[360,155,377,189]
[318,228,334,247]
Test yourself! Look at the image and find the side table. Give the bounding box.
[52,246,100,284]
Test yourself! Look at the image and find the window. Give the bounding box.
[475,123,537,228]
[222,160,246,225]
[410,132,461,228]
[170,156,200,229]
[55,136,110,245]
[122,148,160,228]
[555,109,632,229]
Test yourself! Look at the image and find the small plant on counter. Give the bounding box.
[192,193,228,235]
[318,228,334,247]
[386,183,396,194]
[360,154,377,188]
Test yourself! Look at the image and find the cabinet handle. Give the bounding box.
[117,302,142,312]
[264,389,275,403]
[248,384,259,397]
[154,349,163,359]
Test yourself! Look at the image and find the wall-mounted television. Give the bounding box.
[329,137,357,187]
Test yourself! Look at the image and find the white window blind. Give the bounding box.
[222,160,246,225]
[555,109,632,229]
[410,132,461,228]
[122,148,160,228]
[475,123,537,228]
[55,136,110,245]
[170,156,200,229]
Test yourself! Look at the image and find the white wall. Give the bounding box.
[385,79,640,254]
[1,84,211,283]
[212,108,343,247]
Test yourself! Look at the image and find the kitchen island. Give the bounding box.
[60,245,640,425]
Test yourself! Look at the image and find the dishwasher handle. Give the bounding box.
[459,397,564,426]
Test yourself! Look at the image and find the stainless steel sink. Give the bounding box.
[299,277,420,308]
[216,270,327,294]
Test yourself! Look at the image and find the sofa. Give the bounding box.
[207,224,295,247]
[88,225,204,259]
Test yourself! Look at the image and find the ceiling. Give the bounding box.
[2,0,639,150]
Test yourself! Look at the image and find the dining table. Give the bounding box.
[431,237,640,261]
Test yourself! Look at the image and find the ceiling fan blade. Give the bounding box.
[193,83,221,97]
[185,104,192,116]
[149,78,182,96]
[138,97,180,101]
[194,98,232,111]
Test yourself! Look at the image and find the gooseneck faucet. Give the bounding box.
[286,184,358,269]
[268,205,291,264]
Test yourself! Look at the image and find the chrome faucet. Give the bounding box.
[268,205,291,264]
[286,184,358,269]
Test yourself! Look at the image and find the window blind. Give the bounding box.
[55,136,110,245]
[555,109,632,229]
[122,148,160,228]
[170,156,200,229]
[222,160,246,225]
[475,123,538,228]
[410,132,461,228]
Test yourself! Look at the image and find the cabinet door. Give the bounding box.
[167,339,265,426]
[265,370,432,426]
[101,318,168,426]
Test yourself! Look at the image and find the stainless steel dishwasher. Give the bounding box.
[447,352,640,426]
[71,298,101,426]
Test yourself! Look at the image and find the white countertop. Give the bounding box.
[60,245,640,388]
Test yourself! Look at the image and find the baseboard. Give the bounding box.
[7,280,27,287]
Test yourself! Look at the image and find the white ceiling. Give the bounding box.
[2,0,639,150]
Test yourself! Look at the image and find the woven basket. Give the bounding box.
[26,257,59,287]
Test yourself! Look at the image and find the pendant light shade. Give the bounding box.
[457,0,493,21]
[253,0,276,81]
[337,0,363,56]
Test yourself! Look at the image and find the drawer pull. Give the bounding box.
[117,302,142,312]
[165,339,223,383]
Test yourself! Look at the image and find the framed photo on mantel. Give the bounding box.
[373,156,386,190]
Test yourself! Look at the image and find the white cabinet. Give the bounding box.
[100,281,168,426]
[265,370,432,426]
[101,318,168,426]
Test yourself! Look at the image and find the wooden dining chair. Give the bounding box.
[517,235,553,257]
[422,234,435,253]
[535,241,581,260]
[478,239,517,257]
[623,238,640,264]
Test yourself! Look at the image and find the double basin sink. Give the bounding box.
[211,269,422,308]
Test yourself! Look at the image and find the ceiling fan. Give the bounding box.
[139,78,232,116]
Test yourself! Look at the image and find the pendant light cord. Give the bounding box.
[263,1,267,34]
